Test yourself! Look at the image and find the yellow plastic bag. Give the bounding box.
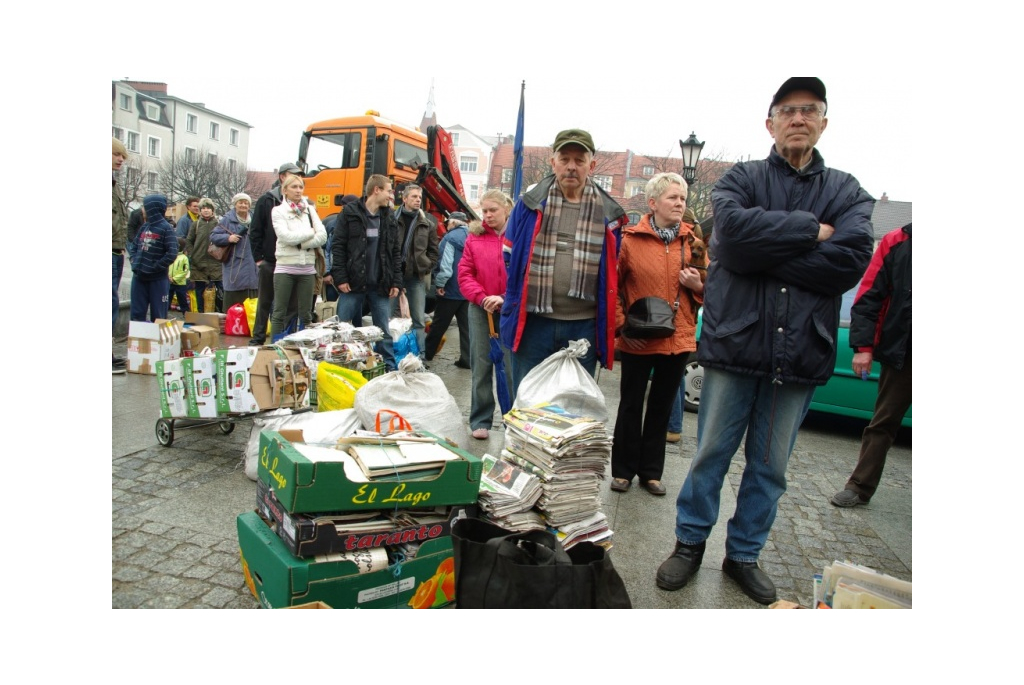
[316,361,368,412]
[243,297,270,337]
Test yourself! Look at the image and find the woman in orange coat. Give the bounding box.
[610,173,704,496]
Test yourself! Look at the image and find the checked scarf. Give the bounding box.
[526,179,606,313]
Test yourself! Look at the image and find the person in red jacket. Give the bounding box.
[610,173,704,496]
[458,190,515,440]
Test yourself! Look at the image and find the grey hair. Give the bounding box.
[645,172,687,201]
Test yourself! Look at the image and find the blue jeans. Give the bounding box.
[130,276,170,322]
[468,304,513,430]
[112,252,124,334]
[338,289,396,370]
[667,383,685,433]
[674,367,815,562]
[510,314,597,397]
[394,275,427,358]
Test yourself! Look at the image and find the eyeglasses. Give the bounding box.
[771,104,824,120]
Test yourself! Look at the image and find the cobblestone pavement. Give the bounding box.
[112,328,911,610]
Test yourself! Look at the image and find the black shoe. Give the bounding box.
[655,541,705,591]
[112,357,127,375]
[454,359,471,369]
[248,339,265,347]
[722,557,777,605]
[830,489,868,507]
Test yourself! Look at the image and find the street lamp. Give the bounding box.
[679,132,705,185]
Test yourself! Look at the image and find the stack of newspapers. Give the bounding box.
[501,404,613,548]
[477,453,545,531]
[815,560,912,609]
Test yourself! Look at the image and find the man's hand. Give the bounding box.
[323,274,333,285]
[389,287,400,298]
[256,260,264,267]
[852,351,873,377]
[679,267,703,293]
[436,287,445,297]
[339,283,351,293]
[817,223,835,242]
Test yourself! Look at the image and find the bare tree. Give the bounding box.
[118,156,162,212]
[158,148,255,214]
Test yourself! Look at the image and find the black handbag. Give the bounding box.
[623,284,683,339]
[451,518,632,609]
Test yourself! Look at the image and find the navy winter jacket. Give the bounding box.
[130,194,178,282]
[700,147,875,385]
[849,223,911,370]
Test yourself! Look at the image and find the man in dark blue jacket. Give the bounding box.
[831,223,911,508]
[129,193,178,322]
[656,78,875,604]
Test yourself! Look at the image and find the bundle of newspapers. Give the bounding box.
[477,453,545,531]
[501,404,613,548]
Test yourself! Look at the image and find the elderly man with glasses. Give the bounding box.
[655,77,876,605]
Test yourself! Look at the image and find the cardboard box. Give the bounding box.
[257,429,482,514]
[256,478,475,558]
[157,356,218,419]
[181,324,220,354]
[127,319,182,375]
[281,601,332,609]
[185,311,223,329]
[215,347,310,415]
[238,511,455,609]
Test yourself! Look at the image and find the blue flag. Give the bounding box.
[512,81,525,201]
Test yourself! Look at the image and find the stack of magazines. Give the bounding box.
[816,560,912,609]
[502,404,613,547]
[477,453,544,531]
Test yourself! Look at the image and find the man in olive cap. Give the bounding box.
[656,77,875,605]
[248,162,302,344]
[500,128,627,393]
[112,137,131,373]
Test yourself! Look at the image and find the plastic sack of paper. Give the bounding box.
[355,355,468,447]
[512,339,607,422]
[316,361,368,412]
[242,407,361,481]
[243,297,269,337]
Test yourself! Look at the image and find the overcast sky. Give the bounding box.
[108,2,919,202]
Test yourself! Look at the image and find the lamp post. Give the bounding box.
[679,132,705,185]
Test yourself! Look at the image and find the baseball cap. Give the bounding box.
[448,212,467,222]
[552,129,595,154]
[278,162,302,175]
[769,77,827,116]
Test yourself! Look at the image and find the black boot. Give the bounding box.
[722,557,777,605]
[655,540,706,591]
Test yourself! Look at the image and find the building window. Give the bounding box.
[643,166,654,176]
[112,126,124,142]
[229,128,239,146]
[627,211,642,226]
[228,159,237,174]
[501,168,513,184]
[594,174,613,191]
[184,147,196,164]
[147,172,159,191]
[629,185,643,197]
[210,122,220,140]
[125,166,140,186]
[119,93,132,111]
[460,155,477,173]
[451,132,460,146]
[145,102,160,120]
[147,136,161,158]
[126,131,140,153]
[186,114,197,133]
[469,184,479,201]
[208,152,218,166]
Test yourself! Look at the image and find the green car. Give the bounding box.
[682,289,912,428]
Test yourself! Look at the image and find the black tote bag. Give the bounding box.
[451,518,631,609]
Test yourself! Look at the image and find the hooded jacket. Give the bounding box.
[700,146,875,385]
[130,194,178,281]
[211,209,260,291]
[500,174,626,370]
[458,221,505,307]
[849,223,911,370]
[433,224,469,300]
[614,213,703,355]
[331,199,403,296]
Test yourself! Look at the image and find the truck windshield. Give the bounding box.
[304,132,362,170]
[394,139,425,168]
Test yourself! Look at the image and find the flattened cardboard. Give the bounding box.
[216,347,310,415]
[257,429,482,514]
[127,319,182,375]
[238,511,455,609]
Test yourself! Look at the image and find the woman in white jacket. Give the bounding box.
[269,174,327,338]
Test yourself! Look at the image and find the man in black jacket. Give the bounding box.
[248,162,301,345]
[332,174,403,370]
[831,223,912,508]
[656,77,875,605]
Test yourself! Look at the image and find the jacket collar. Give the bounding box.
[767,146,826,177]
[519,173,627,227]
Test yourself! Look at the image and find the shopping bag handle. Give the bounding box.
[375,409,413,434]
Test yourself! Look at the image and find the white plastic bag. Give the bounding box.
[242,408,362,481]
[512,339,607,422]
[355,355,469,447]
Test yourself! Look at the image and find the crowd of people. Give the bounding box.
[111,77,910,606]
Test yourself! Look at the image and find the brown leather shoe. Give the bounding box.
[641,480,667,496]
[610,478,631,492]
[666,432,681,443]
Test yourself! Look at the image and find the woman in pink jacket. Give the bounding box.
[458,190,514,439]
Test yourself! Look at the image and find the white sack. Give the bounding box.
[511,339,607,422]
[243,408,362,481]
